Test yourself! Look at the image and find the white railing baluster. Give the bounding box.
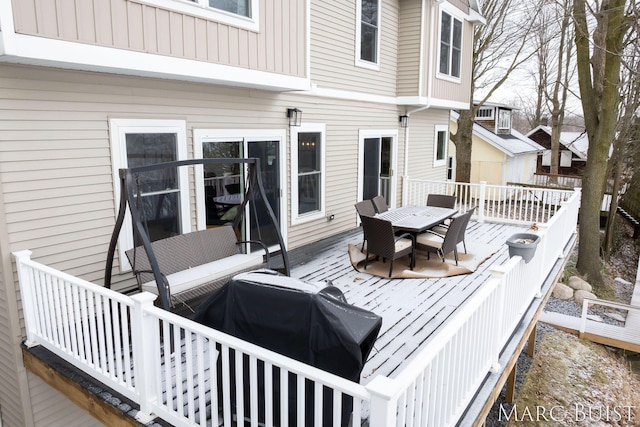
[313,381,322,427]
[185,330,196,423]
[264,361,273,427]
[249,354,259,427]
[280,365,288,427]
[296,374,305,426]
[235,349,245,425]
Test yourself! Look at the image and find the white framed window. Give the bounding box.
[129,0,259,32]
[110,119,190,271]
[356,0,380,69]
[438,10,462,79]
[434,125,448,167]
[447,155,454,180]
[498,109,511,130]
[291,124,326,225]
[560,150,572,167]
[475,107,494,119]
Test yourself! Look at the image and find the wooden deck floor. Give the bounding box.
[288,220,527,386]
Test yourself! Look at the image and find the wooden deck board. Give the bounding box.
[289,220,527,386]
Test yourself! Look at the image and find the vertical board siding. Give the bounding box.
[12,0,306,78]
[397,0,422,96]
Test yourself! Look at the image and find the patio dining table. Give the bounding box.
[376,205,458,234]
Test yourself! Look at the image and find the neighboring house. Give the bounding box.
[448,105,544,186]
[0,0,484,425]
[526,125,588,179]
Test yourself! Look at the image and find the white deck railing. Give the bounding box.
[15,182,580,427]
[15,250,370,426]
[403,179,576,225]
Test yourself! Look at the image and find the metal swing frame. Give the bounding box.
[104,158,290,310]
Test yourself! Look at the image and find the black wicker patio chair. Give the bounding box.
[360,215,415,277]
[415,208,474,266]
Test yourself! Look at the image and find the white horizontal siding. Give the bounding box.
[406,109,450,181]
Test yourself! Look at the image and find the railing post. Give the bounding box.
[487,269,507,372]
[130,292,160,423]
[13,250,40,347]
[535,224,550,295]
[478,181,486,223]
[366,376,399,427]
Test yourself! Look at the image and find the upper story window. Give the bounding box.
[131,0,259,31]
[357,0,380,68]
[475,107,494,119]
[203,0,250,17]
[439,11,462,79]
[498,109,512,130]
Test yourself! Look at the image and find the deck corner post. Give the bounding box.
[478,181,487,223]
[366,376,399,427]
[13,250,39,346]
[533,224,549,297]
[130,292,160,422]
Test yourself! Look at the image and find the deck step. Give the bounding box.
[539,310,640,353]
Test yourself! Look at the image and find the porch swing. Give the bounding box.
[104,158,290,313]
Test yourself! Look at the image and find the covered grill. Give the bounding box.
[193,269,382,426]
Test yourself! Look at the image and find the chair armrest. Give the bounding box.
[395,232,415,243]
[423,230,445,239]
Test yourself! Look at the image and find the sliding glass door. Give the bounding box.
[198,133,284,249]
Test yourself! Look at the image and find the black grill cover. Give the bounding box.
[192,269,382,426]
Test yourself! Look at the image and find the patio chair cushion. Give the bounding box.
[394,238,413,252]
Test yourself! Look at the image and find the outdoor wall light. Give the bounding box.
[287,108,302,126]
[399,115,409,128]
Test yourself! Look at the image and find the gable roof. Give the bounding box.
[451,111,545,157]
[526,125,589,160]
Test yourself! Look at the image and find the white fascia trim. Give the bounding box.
[0,33,310,92]
[468,9,486,25]
[298,88,470,110]
[397,96,469,110]
[303,85,398,105]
